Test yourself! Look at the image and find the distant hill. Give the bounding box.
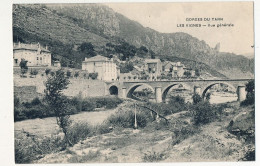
[13,4,254,78]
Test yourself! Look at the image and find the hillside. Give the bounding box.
[13,4,254,78]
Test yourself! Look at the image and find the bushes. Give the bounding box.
[107,109,153,128]
[80,97,123,111]
[66,122,93,145]
[15,132,64,163]
[14,97,50,121]
[190,101,216,125]
[14,96,123,121]
[241,80,255,106]
[172,122,199,145]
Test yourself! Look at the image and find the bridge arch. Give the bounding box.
[201,82,237,99]
[162,83,191,102]
[109,85,119,95]
[126,83,154,99]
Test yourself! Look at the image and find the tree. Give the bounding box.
[30,69,38,78]
[44,69,72,146]
[195,69,200,77]
[241,80,255,105]
[192,94,202,105]
[66,70,72,78]
[78,42,96,58]
[120,62,134,73]
[150,50,156,59]
[184,71,191,78]
[89,72,98,80]
[45,68,51,76]
[74,71,79,78]
[19,58,28,77]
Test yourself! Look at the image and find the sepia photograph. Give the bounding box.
[10,1,256,164]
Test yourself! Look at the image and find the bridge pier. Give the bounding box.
[237,85,246,102]
[155,86,162,103]
[194,86,202,96]
[121,87,127,99]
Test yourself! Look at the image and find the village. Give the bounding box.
[13,41,206,103]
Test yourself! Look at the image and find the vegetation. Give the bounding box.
[44,69,72,146]
[30,69,38,78]
[143,151,166,162]
[120,62,134,73]
[89,72,98,80]
[241,80,255,106]
[14,96,123,121]
[19,58,28,77]
[45,68,51,76]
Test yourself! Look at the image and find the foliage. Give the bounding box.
[120,62,134,73]
[172,120,199,145]
[114,42,137,61]
[78,42,96,58]
[195,68,200,77]
[107,109,153,128]
[183,71,191,78]
[190,101,217,125]
[66,122,93,145]
[66,70,72,78]
[74,71,79,78]
[192,93,202,104]
[30,69,38,78]
[89,72,98,80]
[15,132,64,163]
[45,68,51,76]
[241,80,255,106]
[143,151,166,162]
[19,58,28,77]
[44,69,72,146]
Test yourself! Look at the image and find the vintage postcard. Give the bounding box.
[11,1,255,164]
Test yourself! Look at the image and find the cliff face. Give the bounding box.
[13,4,254,78]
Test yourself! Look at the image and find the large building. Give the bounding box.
[145,59,162,79]
[13,42,52,67]
[82,55,119,81]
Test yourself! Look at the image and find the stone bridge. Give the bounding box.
[106,79,252,103]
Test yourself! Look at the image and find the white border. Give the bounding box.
[1,0,259,166]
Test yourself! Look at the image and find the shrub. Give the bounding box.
[15,132,64,163]
[172,122,199,145]
[45,68,51,76]
[67,122,93,145]
[81,99,96,112]
[241,80,255,106]
[89,72,98,80]
[31,97,41,106]
[190,101,216,125]
[192,94,202,104]
[143,151,166,162]
[107,109,152,128]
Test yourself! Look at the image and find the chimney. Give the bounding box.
[46,45,48,50]
[18,41,21,48]
[37,42,40,48]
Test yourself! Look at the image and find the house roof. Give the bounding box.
[83,55,111,62]
[13,42,50,53]
[145,59,161,63]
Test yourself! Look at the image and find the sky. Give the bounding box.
[106,2,254,55]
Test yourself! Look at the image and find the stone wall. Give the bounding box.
[14,76,108,100]
[14,86,42,103]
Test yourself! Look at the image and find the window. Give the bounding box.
[14,59,18,64]
[37,57,39,60]
[40,57,42,60]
